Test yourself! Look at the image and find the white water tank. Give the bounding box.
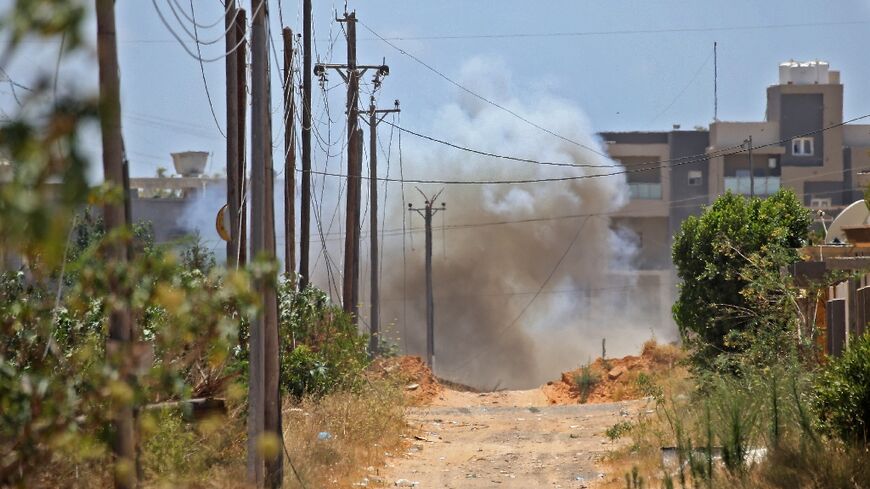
[779,60,830,85]
[171,151,209,177]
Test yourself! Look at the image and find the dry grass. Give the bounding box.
[281,380,407,488]
[33,377,408,489]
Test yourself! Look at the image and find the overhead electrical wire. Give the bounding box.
[365,19,870,42]
[358,20,612,160]
[164,0,238,46]
[648,50,714,126]
[188,0,226,138]
[169,0,233,29]
[151,0,256,63]
[296,113,870,186]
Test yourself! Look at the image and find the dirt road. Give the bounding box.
[368,389,648,488]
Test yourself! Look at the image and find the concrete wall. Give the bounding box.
[767,83,845,201]
[668,130,710,239]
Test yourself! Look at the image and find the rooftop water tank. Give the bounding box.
[779,60,830,85]
[171,151,209,177]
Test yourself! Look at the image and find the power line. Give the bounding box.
[188,0,226,138]
[450,216,592,372]
[151,0,254,63]
[362,19,870,42]
[358,20,611,160]
[382,120,619,169]
[296,113,870,185]
[648,50,713,126]
[168,0,232,29]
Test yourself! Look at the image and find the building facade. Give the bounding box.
[601,61,870,333]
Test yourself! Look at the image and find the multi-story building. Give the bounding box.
[602,60,870,332]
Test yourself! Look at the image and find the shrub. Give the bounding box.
[813,332,870,444]
[671,190,811,370]
[278,280,369,398]
[573,363,600,403]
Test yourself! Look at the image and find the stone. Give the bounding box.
[608,366,628,380]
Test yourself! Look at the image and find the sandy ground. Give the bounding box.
[365,389,648,488]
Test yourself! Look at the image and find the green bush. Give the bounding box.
[813,332,870,444]
[573,363,600,403]
[671,190,811,371]
[278,279,369,398]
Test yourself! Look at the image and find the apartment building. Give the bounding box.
[601,61,870,331]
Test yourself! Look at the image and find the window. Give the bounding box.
[792,137,814,156]
[810,197,832,209]
[768,157,778,169]
[688,170,703,186]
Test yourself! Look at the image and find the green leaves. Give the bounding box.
[672,190,811,371]
[813,332,870,444]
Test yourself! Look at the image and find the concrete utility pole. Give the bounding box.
[96,0,135,487]
[367,97,400,356]
[236,9,248,266]
[248,1,283,486]
[409,190,446,370]
[299,0,312,289]
[283,27,296,276]
[314,11,390,323]
[225,1,240,267]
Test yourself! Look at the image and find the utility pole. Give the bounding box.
[746,135,754,198]
[248,0,282,486]
[344,12,360,322]
[299,0,312,289]
[283,27,296,276]
[226,1,239,267]
[409,190,446,370]
[236,8,248,266]
[262,19,282,486]
[367,97,400,356]
[314,11,390,323]
[96,0,135,487]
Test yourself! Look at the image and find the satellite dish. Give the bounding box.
[826,200,870,243]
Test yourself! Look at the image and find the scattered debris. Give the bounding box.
[317,431,332,441]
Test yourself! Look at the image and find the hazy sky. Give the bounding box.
[2,0,870,177]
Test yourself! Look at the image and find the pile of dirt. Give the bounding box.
[541,340,684,405]
[370,355,443,405]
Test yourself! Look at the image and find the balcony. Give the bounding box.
[628,182,662,200]
[724,176,781,195]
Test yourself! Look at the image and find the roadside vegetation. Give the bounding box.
[602,189,870,489]
[0,5,407,487]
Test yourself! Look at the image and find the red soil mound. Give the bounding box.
[371,355,442,405]
[541,340,684,405]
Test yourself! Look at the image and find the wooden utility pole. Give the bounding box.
[283,27,296,276]
[236,9,248,266]
[262,18,282,487]
[409,191,446,370]
[314,11,390,323]
[96,0,135,487]
[299,0,312,289]
[225,1,239,267]
[343,12,360,321]
[367,98,400,356]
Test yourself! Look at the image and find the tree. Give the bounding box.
[672,190,812,370]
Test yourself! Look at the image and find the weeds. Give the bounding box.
[573,362,601,403]
[607,421,634,441]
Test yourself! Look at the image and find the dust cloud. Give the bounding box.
[173,57,675,390]
[360,58,672,389]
